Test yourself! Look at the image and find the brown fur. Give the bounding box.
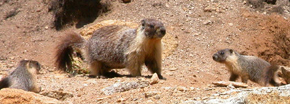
[55,18,166,79]
[55,31,86,72]
[212,49,281,86]
[0,60,41,93]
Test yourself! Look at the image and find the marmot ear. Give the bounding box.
[35,62,41,71]
[229,49,233,53]
[141,19,146,26]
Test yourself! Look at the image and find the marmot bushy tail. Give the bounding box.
[55,31,86,72]
[0,77,9,89]
[264,65,281,86]
[0,60,41,93]
[212,48,281,86]
[55,18,166,79]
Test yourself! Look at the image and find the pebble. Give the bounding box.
[204,6,217,12]
[203,20,213,25]
[162,87,172,90]
[154,95,161,99]
[166,72,174,76]
[176,86,187,92]
[117,98,126,102]
[144,91,160,98]
[190,87,195,90]
[169,68,177,71]
[150,73,159,85]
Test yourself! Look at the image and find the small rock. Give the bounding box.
[150,73,159,85]
[205,88,213,91]
[96,96,110,101]
[202,97,209,100]
[203,20,213,25]
[145,91,160,98]
[169,68,177,71]
[147,100,154,103]
[166,72,174,76]
[177,86,187,92]
[117,97,126,102]
[228,23,233,26]
[190,87,195,90]
[96,98,103,101]
[204,6,217,12]
[162,87,172,90]
[159,80,165,84]
[154,95,161,99]
[165,3,169,8]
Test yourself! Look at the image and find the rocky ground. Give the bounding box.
[0,0,290,103]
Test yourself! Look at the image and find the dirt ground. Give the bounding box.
[0,0,289,103]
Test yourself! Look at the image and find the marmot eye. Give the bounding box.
[149,25,154,28]
[141,20,145,26]
[220,52,224,55]
[160,29,166,35]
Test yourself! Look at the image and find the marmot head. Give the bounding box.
[212,48,235,63]
[20,60,41,74]
[141,18,166,39]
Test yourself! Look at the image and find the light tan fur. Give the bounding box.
[224,52,244,75]
[125,27,162,76]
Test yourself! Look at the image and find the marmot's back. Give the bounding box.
[238,55,271,82]
[87,25,136,66]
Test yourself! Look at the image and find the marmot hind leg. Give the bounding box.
[229,73,239,81]
[241,76,249,84]
[88,61,119,78]
[127,65,142,77]
[88,61,103,78]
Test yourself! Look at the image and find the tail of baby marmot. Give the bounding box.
[55,31,86,72]
[0,77,9,89]
[264,65,282,86]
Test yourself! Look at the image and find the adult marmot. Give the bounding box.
[212,49,281,86]
[55,18,166,79]
[0,60,41,93]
